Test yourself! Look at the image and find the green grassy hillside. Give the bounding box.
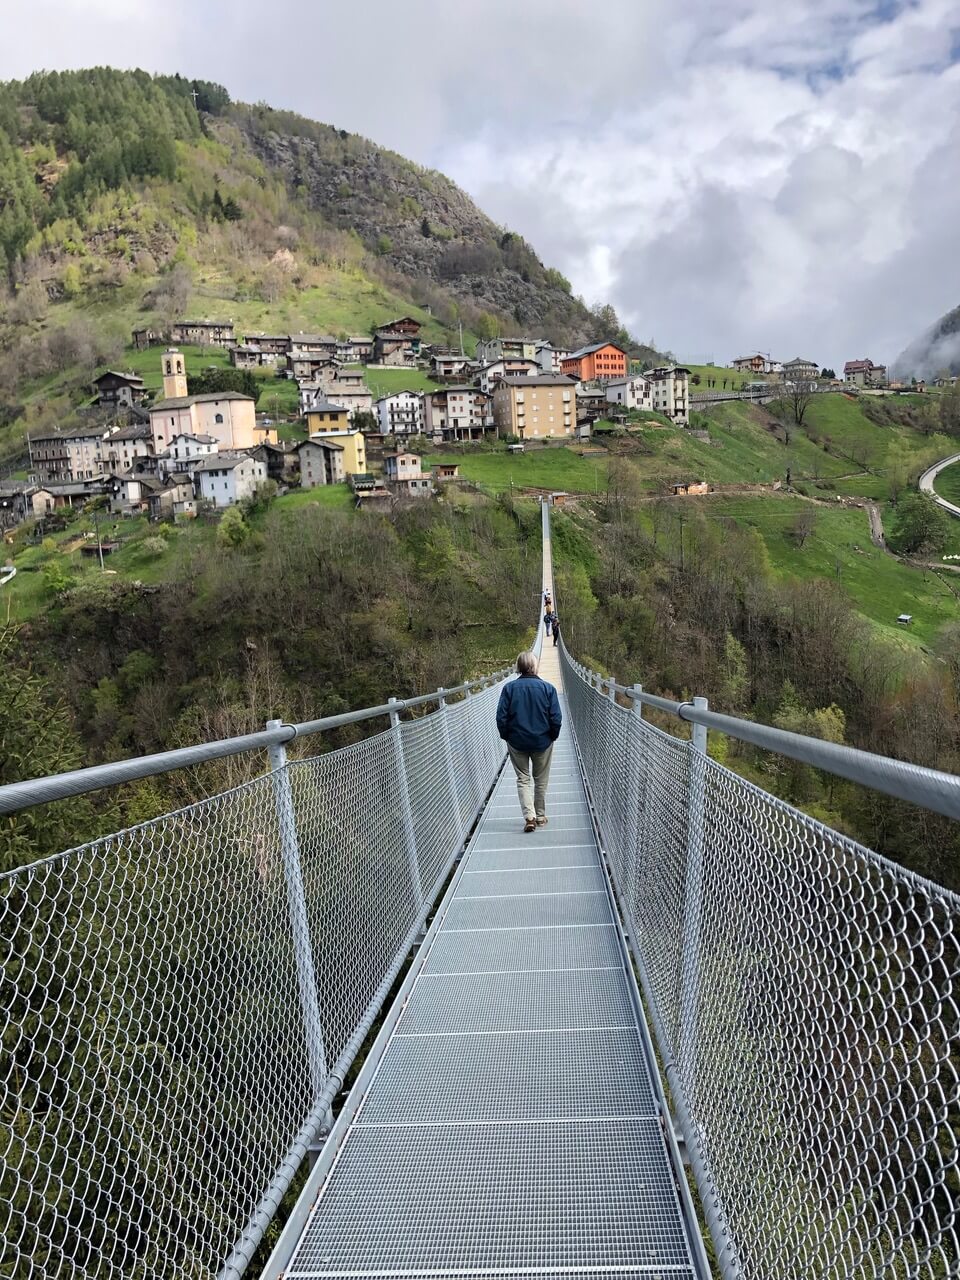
[933,460,960,505]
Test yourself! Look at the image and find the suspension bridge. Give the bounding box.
[1,502,959,1280]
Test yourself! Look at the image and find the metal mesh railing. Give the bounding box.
[0,680,507,1280]
[559,646,960,1280]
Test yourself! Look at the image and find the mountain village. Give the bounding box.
[0,316,696,523]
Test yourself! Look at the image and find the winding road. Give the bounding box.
[919,452,960,519]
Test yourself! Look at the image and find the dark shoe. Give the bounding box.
[524,819,537,833]
[536,816,548,826]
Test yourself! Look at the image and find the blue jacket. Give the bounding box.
[496,675,562,753]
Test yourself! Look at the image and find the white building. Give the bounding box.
[605,376,652,412]
[299,369,373,420]
[645,366,690,425]
[375,391,425,436]
[194,452,267,508]
[477,358,540,394]
[158,433,218,477]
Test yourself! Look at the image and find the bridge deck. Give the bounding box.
[278,640,701,1278]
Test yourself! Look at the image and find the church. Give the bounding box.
[148,349,276,452]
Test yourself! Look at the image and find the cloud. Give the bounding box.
[1,0,959,366]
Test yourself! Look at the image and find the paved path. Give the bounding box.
[919,452,960,519]
[271,590,705,1278]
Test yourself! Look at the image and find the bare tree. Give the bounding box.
[775,380,815,428]
[791,508,817,548]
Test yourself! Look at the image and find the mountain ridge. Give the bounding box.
[893,302,960,381]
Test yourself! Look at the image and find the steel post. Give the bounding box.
[389,696,424,908]
[265,720,329,1102]
[678,696,708,1106]
[437,687,465,850]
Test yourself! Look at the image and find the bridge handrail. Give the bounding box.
[568,662,960,822]
[0,666,513,818]
[547,498,960,1279]
[0,655,522,1278]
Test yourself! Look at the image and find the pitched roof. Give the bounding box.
[844,359,877,372]
[564,341,628,360]
[193,452,258,473]
[290,334,337,346]
[497,375,578,387]
[108,422,153,441]
[93,370,146,385]
[150,391,254,410]
[296,437,344,451]
[173,319,234,329]
[304,399,349,414]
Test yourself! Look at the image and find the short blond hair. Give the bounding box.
[517,651,538,675]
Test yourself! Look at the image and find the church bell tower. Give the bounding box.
[161,348,188,399]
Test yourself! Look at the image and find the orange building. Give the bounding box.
[561,342,628,383]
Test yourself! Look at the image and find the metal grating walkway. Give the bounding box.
[275,619,704,1278]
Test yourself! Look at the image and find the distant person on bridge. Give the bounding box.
[496,651,562,833]
[551,616,561,648]
[543,604,554,636]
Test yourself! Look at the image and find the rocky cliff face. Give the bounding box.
[893,303,960,380]
[227,107,595,344]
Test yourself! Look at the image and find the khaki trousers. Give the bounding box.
[507,743,555,821]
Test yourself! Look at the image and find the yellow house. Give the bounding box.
[303,400,351,434]
[302,399,366,473]
[148,349,276,452]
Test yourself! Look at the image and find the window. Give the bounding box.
[215,413,224,424]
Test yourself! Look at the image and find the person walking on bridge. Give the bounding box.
[496,651,562,833]
[543,604,554,636]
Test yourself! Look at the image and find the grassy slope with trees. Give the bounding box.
[0,67,661,468]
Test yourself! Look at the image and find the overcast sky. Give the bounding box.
[2,0,959,366]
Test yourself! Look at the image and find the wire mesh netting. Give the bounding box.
[0,681,506,1279]
[560,645,960,1280]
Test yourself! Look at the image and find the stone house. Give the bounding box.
[296,439,346,488]
[170,320,236,348]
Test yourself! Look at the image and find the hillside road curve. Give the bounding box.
[919,452,960,519]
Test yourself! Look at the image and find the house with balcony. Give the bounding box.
[645,366,690,425]
[477,358,540,394]
[783,357,819,383]
[299,370,373,421]
[844,359,887,387]
[492,376,577,439]
[383,451,434,498]
[91,370,148,407]
[605,376,652,412]
[375,391,425,437]
[424,387,491,441]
